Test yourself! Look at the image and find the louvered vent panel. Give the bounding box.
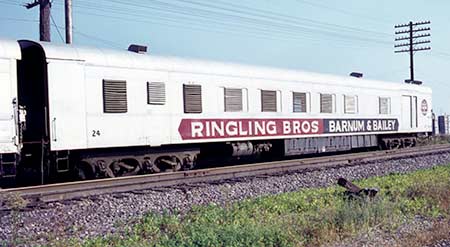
[147,82,166,105]
[183,84,202,113]
[224,88,243,112]
[103,80,127,113]
[344,95,356,114]
[379,97,390,114]
[293,92,307,113]
[320,94,333,113]
[261,90,277,112]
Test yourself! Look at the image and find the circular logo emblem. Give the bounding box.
[421,99,428,116]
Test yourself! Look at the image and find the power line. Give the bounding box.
[6,0,450,61]
[64,5,388,50]
[0,17,39,23]
[293,0,395,24]
[65,0,391,47]
[168,0,391,37]
[50,13,64,42]
[97,0,389,43]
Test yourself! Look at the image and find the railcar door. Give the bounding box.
[401,95,412,130]
[17,40,50,185]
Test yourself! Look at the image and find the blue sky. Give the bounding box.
[1,0,450,114]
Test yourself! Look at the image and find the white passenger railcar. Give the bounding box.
[0,39,432,185]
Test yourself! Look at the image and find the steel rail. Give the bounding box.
[1,144,450,204]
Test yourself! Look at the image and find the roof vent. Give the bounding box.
[128,44,147,54]
[350,72,363,78]
[405,79,423,85]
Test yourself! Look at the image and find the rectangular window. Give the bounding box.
[103,79,127,113]
[320,93,333,113]
[344,95,357,114]
[147,82,165,105]
[183,84,202,113]
[293,92,307,113]
[224,88,243,112]
[261,90,277,112]
[379,97,391,114]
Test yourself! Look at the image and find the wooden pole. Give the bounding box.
[65,0,73,44]
[39,0,51,41]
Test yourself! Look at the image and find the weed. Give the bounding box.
[45,164,450,246]
[1,192,29,246]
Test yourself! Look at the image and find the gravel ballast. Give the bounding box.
[1,151,450,246]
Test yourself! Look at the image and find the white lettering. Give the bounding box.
[254,121,266,135]
[311,121,319,133]
[283,121,291,134]
[191,122,204,137]
[293,121,301,134]
[329,121,336,132]
[267,121,277,135]
[238,121,248,136]
[211,121,224,136]
[226,121,238,136]
[301,121,311,133]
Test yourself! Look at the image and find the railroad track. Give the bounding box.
[1,144,450,205]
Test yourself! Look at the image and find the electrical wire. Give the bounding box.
[293,0,395,24]
[50,13,65,42]
[62,0,392,47]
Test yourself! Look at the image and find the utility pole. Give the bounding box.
[394,21,431,85]
[65,0,73,44]
[25,0,51,42]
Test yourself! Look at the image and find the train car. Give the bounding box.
[0,40,21,184]
[0,38,432,186]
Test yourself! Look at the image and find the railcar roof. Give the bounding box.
[0,38,21,59]
[1,38,431,93]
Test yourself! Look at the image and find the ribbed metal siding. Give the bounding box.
[224,88,243,112]
[379,97,390,114]
[183,84,202,113]
[293,92,307,113]
[147,82,166,105]
[344,95,357,114]
[103,80,127,113]
[261,90,277,112]
[320,94,333,113]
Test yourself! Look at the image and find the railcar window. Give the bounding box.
[344,95,357,114]
[147,82,166,105]
[261,90,277,112]
[224,88,243,112]
[320,93,334,113]
[379,97,391,114]
[103,80,127,113]
[293,92,307,113]
[183,84,202,113]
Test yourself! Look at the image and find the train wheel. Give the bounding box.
[112,159,142,177]
[142,159,160,173]
[155,156,182,172]
[182,155,196,171]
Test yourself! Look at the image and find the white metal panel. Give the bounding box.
[32,41,434,150]
[0,39,21,59]
[418,95,432,131]
[0,58,18,153]
[83,65,171,148]
[144,71,170,146]
[34,41,431,96]
[47,60,87,150]
[412,96,418,128]
[401,96,412,130]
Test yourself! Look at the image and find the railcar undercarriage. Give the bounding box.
[1,133,427,188]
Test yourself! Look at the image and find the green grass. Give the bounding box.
[52,164,450,247]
